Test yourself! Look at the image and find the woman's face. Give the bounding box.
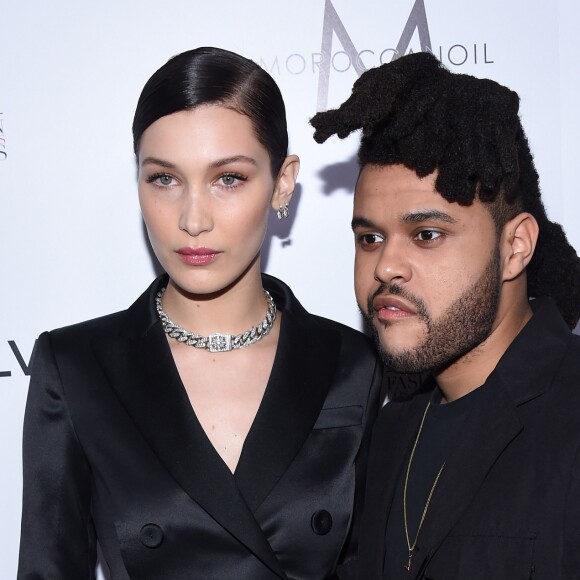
[138,105,290,296]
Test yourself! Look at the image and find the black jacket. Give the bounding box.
[341,298,580,580]
[18,275,381,580]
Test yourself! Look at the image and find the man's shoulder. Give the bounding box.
[551,331,580,393]
[538,323,580,387]
[566,330,580,354]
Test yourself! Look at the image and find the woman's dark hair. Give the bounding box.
[133,47,288,176]
[310,52,580,329]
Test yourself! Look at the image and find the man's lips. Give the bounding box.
[372,295,417,320]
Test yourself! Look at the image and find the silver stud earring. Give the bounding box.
[276,204,289,220]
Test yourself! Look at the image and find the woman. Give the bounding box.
[18,47,381,580]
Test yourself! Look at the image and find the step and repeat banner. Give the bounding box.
[2,1,579,576]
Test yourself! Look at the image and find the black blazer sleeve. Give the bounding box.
[18,332,97,579]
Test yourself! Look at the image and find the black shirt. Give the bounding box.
[383,385,485,578]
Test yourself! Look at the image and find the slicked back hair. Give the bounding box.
[133,47,288,177]
[311,52,580,329]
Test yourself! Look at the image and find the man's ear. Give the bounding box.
[271,155,300,211]
[500,212,539,281]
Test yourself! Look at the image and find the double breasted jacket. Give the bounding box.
[18,275,381,580]
[339,298,580,580]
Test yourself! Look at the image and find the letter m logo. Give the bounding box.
[317,0,432,111]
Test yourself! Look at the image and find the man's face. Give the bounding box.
[353,164,502,373]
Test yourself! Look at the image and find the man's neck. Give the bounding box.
[435,300,533,403]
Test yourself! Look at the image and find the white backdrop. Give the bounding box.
[2,1,579,577]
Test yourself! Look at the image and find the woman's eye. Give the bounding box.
[218,173,245,188]
[146,173,176,187]
[221,175,236,186]
[415,230,442,242]
[158,175,174,186]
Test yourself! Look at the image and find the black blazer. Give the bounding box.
[18,275,381,580]
[341,298,580,580]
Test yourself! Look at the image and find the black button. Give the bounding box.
[139,523,164,548]
[311,509,333,535]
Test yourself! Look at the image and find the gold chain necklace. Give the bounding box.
[403,402,445,572]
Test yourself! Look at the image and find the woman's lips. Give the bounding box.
[373,295,417,321]
[176,247,221,266]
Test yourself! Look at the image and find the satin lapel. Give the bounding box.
[358,392,430,580]
[234,308,340,512]
[92,324,287,579]
[412,383,523,579]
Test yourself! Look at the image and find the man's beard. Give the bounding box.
[363,249,501,374]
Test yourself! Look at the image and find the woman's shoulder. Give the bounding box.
[310,312,373,350]
[263,273,374,353]
[45,277,163,348]
[48,309,128,343]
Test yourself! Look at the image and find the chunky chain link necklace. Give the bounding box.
[155,287,277,353]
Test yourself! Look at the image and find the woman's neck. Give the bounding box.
[161,272,269,337]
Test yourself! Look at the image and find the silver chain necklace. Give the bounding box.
[155,287,277,353]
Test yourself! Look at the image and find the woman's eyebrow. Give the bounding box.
[140,156,176,169]
[208,155,258,169]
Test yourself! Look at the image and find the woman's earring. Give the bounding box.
[276,204,290,220]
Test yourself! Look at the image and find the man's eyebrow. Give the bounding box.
[351,216,377,230]
[401,209,457,224]
[351,210,456,230]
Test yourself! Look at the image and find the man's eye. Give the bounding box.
[358,233,384,246]
[415,230,442,242]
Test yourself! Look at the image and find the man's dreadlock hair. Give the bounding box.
[311,52,580,329]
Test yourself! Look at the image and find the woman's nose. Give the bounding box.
[178,190,213,237]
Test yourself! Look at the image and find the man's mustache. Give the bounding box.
[367,283,429,320]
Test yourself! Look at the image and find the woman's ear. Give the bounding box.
[271,155,300,211]
[500,212,539,281]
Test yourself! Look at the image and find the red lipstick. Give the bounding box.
[176,247,221,266]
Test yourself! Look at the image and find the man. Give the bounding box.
[311,52,580,579]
